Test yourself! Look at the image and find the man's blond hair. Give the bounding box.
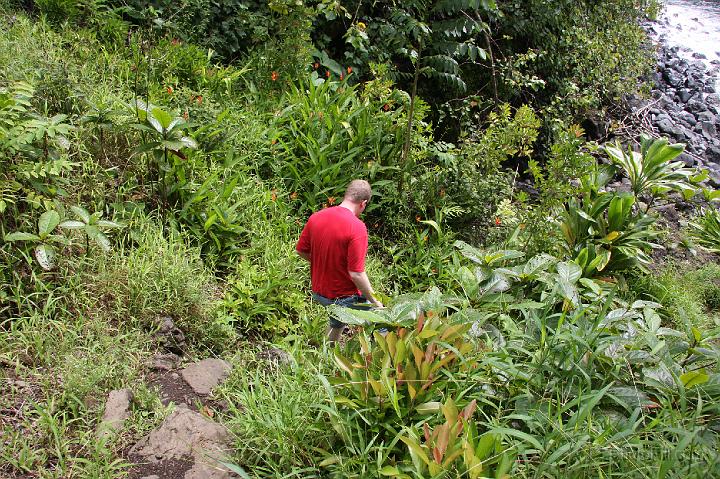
[344,179,372,203]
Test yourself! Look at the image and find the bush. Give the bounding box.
[629,262,720,329]
[87,220,234,351]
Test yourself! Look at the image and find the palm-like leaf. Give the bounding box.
[605,135,698,203]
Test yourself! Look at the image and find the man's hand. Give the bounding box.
[348,270,382,307]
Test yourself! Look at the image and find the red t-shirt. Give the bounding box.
[296,206,368,298]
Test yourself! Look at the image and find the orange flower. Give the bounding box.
[271,189,277,202]
[340,72,344,81]
[383,103,390,111]
[196,95,202,104]
[347,66,353,74]
[495,217,501,226]
[290,191,298,200]
[271,71,279,81]
[416,215,421,222]
[271,139,277,145]
[183,110,189,121]
[327,196,336,205]
[325,70,330,78]
[171,38,180,46]
[166,86,173,94]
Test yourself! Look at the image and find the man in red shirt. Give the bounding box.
[296,179,383,342]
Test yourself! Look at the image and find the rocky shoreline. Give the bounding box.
[640,17,720,176]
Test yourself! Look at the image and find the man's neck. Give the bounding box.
[339,200,361,217]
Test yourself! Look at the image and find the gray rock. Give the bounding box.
[257,347,293,366]
[697,111,717,123]
[150,352,182,372]
[98,389,133,439]
[678,89,692,103]
[686,99,708,113]
[155,316,187,355]
[141,476,160,479]
[663,69,684,87]
[656,118,685,139]
[701,121,717,140]
[180,359,231,395]
[678,153,696,167]
[693,52,707,60]
[130,407,237,478]
[707,145,720,162]
[677,110,697,126]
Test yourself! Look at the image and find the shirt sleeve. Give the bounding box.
[296,217,312,253]
[347,222,368,272]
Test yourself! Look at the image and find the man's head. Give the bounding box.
[344,179,372,203]
[342,179,372,216]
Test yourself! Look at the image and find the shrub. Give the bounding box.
[87,219,234,351]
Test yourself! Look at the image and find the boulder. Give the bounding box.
[701,121,718,140]
[677,110,697,126]
[97,389,133,439]
[150,352,182,372]
[180,359,232,395]
[677,89,692,103]
[663,69,684,88]
[130,407,237,478]
[156,316,187,355]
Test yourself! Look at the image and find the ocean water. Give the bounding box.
[657,0,720,64]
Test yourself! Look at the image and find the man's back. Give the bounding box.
[296,206,368,298]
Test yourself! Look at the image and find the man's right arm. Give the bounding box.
[297,250,311,262]
[348,270,383,308]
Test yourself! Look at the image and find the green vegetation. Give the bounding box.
[1,1,719,478]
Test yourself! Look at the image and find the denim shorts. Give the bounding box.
[312,293,370,328]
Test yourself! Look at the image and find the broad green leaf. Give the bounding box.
[4,232,40,242]
[38,210,60,238]
[327,305,385,325]
[680,369,709,388]
[557,261,582,284]
[59,220,86,230]
[70,205,91,224]
[96,219,123,229]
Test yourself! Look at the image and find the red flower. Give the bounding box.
[340,72,344,81]
[327,196,336,205]
[166,86,173,95]
[383,103,390,111]
[325,70,330,78]
[347,66,353,74]
[495,217,501,226]
[271,71,279,81]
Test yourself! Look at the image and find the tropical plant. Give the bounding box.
[3,210,68,270]
[130,100,197,199]
[689,208,720,253]
[560,192,658,276]
[58,205,123,253]
[605,135,703,209]
[396,399,514,479]
[267,77,407,213]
